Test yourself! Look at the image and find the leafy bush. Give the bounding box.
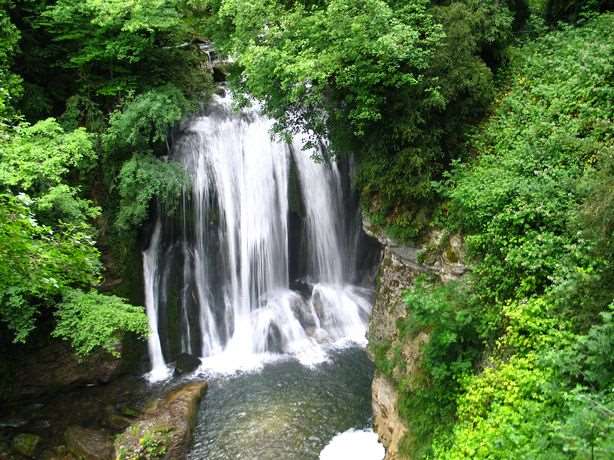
[115,154,187,231]
[392,278,484,457]
[0,117,148,351]
[0,193,101,342]
[0,6,21,123]
[104,85,193,156]
[39,0,213,100]
[0,0,207,357]
[375,12,614,459]
[0,118,94,191]
[544,0,614,23]
[53,289,149,357]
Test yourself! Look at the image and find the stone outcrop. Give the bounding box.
[1,340,124,403]
[371,374,407,460]
[364,216,465,460]
[173,354,201,376]
[114,382,207,460]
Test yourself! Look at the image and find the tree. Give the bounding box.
[0,118,148,352]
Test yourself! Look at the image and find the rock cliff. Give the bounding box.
[364,217,465,460]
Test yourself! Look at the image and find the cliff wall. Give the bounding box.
[364,219,465,459]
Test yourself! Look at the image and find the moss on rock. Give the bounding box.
[114,382,207,460]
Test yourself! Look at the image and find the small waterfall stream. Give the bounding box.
[143,92,378,379]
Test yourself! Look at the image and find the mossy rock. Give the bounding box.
[12,433,41,458]
[114,382,207,460]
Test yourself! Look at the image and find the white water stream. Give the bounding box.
[143,92,373,381]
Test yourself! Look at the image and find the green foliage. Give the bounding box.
[431,13,614,459]
[138,428,170,459]
[544,0,614,24]
[578,151,614,262]
[353,0,517,238]
[104,85,193,156]
[202,1,522,239]
[433,314,614,460]
[547,306,614,391]
[0,4,22,123]
[390,278,483,457]
[370,340,395,378]
[39,0,212,99]
[0,119,102,342]
[216,0,441,135]
[403,278,484,381]
[549,390,614,459]
[0,118,94,190]
[53,289,149,357]
[433,355,558,460]
[0,192,101,342]
[0,117,147,352]
[116,154,187,231]
[118,427,172,460]
[446,11,614,303]
[374,13,614,459]
[0,0,212,358]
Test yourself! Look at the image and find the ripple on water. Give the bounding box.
[187,347,374,460]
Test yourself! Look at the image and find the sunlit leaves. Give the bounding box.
[0,193,101,341]
[0,119,94,191]
[53,289,149,357]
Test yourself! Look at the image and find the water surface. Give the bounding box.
[188,347,374,460]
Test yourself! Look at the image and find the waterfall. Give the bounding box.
[143,92,376,380]
[143,218,172,381]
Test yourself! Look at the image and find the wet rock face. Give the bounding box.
[1,340,124,403]
[290,298,318,331]
[0,375,147,460]
[372,374,407,460]
[174,353,201,376]
[368,246,418,347]
[115,382,207,460]
[367,244,416,460]
[266,323,284,353]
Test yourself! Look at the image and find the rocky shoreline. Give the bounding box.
[0,336,206,460]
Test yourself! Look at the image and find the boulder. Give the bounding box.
[173,353,201,376]
[64,426,114,460]
[12,433,41,458]
[115,382,207,460]
[289,299,318,331]
[266,323,284,353]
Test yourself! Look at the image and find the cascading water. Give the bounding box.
[142,218,172,381]
[143,92,377,381]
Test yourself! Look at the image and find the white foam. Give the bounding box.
[145,364,173,384]
[195,351,284,377]
[320,429,385,460]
